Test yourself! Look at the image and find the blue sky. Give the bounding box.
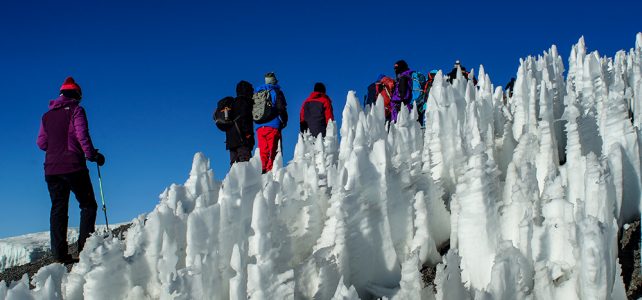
[0,0,640,238]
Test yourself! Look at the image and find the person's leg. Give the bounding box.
[391,102,401,122]
[257,127,270,173]
[237,145,252,162]
[69,170,97,253]
[229,147,238,165]
[45,174,71,260]
[265,128,281,172]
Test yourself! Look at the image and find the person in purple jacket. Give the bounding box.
[36,77,105,264]
[391,60,414,122]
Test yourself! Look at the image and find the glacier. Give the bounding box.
[1,34,641,299]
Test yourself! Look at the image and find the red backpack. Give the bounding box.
[376,76,395,119]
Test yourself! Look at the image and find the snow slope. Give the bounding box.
[1,34,641,299]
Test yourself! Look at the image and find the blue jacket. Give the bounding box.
[255,84,288,130]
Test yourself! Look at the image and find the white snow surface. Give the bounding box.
[1,34,641,299]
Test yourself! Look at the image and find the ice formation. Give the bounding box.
[1,34,641,299]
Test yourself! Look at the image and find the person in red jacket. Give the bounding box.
[300,82,334,137]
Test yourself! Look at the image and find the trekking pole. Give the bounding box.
[96,164,110,232]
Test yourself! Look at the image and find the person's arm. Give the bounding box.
[300,101,307,133]
[72,106,98,159]
[398,76,411,100]
[323,97,334,123]
[276,90,288,129]
[36,119,47,151]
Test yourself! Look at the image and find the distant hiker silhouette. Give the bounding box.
[447,60,477,84]
[37,77,104,264]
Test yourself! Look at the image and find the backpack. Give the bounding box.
[377,77,395,119]
[365,82,378,107]
[252,89,276,124]
[214,96,237,131]
[411,71,427,105]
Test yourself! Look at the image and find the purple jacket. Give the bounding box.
[390,70,414,122]
[37,96,97,175]
[392,70,413,103]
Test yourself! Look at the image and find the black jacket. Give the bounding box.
[300,92,334,137]
[365,82,378,107]
[274,89,288,129]
[225,81,255,150]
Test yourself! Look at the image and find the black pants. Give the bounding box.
[45,169,98,259]
[229,145,252,165]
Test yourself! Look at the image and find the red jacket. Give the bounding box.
[300,92,334,137]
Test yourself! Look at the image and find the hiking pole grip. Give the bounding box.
[96,164,110,231]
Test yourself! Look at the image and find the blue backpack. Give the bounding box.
[411,71,427,118]
[411,71,427,105]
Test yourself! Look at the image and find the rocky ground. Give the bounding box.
[0,223,131,287]
[620,219,641,299]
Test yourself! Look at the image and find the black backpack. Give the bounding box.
[214,96,238,131]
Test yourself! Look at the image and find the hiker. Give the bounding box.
[364,74,386,107]
[254,72,288,173]
[391,60,414,122]
[410,70,428,126]
[300,82,335,137]
[214,81,255,165]
[364,74,394,122]
[424,70,439,95]
[504,77,516,98]
[417,70,439,127]
[447,60,477,84]
[36,77,104,264]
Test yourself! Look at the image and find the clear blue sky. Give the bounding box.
[0,0,640,238]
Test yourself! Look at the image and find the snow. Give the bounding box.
[0,225,119,272]
[0,231,77,273]
[1,33,641,299]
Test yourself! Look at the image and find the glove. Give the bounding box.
[88,152,106,166]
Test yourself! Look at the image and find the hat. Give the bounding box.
[313,82,326,93]
[236,80,254,97]
[394,60,409,74]
[60,76,82,94]
[265,72,278,85]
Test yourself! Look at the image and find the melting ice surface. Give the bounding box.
[2,34,641,299]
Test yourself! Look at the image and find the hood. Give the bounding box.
[236,80,254,97]
[48,95,79,110]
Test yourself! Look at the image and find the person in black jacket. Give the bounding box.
[226,80,256,164]
[447,60,478,84]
